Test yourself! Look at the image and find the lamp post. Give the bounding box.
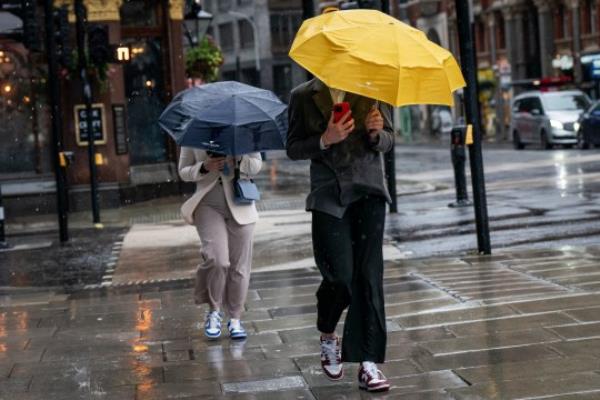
[184,0,213,48]
[228,10,261,86]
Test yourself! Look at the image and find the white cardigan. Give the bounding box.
[178,147,262,225]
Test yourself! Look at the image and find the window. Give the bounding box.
[271,11,302,50]
[273,64,292,102]
[120,0,158,27]
[238,19,254,49]
[544,94,591,111]
[218,0,232,12]
[584,0,599,34]
[219,23,234,51]
[496,13,506,50]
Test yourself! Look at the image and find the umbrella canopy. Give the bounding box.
[289,9,466,107]
[159,81,288,155]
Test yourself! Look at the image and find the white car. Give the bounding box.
[510,90,591,149]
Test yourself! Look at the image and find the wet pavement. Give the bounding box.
[5,144,600,397]
[5,247,600,398]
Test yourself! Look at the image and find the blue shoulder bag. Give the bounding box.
[233,162,260,205]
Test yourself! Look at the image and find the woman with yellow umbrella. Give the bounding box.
[286,6,465,393]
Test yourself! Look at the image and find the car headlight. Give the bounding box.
[550,120,564,130]
[574,122,581,132]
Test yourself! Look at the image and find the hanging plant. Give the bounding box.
[185,36,224,83]
[64,50,109,93]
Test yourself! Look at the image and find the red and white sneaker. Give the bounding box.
[358,362,390,392]
[320,336,343,380]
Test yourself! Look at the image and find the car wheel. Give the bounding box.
[541,130,552,150]
[513,131,525,150]
[577,130,590,150]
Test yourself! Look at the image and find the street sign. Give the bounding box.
[74,103,107,146]
[1,0,22,14]
[112,104,128,154]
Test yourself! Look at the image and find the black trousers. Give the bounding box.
[312,196,387,363]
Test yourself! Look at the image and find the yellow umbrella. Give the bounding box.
[289,9,466,107]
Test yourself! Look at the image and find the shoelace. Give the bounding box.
[362,362,380,380]
[321,339,339,363]
[207,312,222,330]
[229,319,242,331]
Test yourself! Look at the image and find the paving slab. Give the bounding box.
[419,329,560,356]
[446,312,577,337]
[396,305,518,329]
[448,372,600,400]
[414,344,562,372]
[454,356,600,384]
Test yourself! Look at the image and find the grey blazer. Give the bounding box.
[286,79,394,218]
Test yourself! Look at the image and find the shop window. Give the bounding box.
[238,19,254,49]
[120,0,159,27]
[219,23,234,51]
[0,49,51,175]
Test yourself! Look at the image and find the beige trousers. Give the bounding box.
[193,183,255,319]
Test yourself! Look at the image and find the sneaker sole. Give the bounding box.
[230,334,247,340]
[358,382,390,392]
[205,332,221,340]
[322,368,344,381]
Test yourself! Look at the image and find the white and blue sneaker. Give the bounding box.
[228,319,247,340]
[204,311,222,340]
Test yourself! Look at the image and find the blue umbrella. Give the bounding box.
[159,81,288,155]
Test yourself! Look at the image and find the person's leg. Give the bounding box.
[344,196,389,392]
[194,205,230,338]
[342,196,387,363]
[312,209,354,380]
[223,219,255,339]
[312,210,354,336]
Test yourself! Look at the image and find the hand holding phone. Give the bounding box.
[333,102,351,123]
[322,103,354,147]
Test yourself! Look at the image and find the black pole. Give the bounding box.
[454,0,491,254]
[75,0,101,224]
[43,0,69,242]
[302,0,315,20]
[379,0,398,213]
[0,184,6,248]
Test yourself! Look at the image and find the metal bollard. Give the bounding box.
[0,183,7,248]
[448,126,472,208]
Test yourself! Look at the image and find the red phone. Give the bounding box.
[333,102,351,123]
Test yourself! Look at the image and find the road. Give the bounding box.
[388,145,600,258]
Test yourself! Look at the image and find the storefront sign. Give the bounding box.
[552,55,574,71]
[112,105,128,155]
[74,103,107,146]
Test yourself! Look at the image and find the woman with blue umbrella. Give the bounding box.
[160,81,287,340]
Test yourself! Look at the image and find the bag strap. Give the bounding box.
[234,158,241,181]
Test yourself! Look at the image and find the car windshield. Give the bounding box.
[544,93,590,111]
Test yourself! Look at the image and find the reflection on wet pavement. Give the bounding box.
[3,247,600,398]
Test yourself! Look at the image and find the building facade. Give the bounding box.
[398,0,600,137]
[203,0,308,103]
[0,0,189,215]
